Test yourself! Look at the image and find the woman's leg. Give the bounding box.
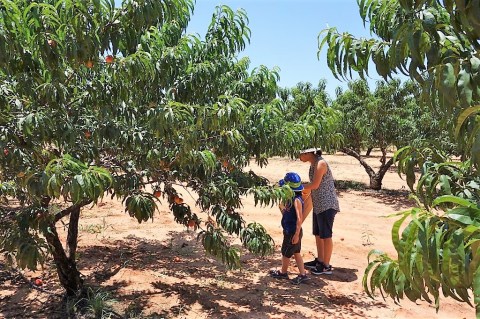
[323,238,333,266]
[318,209,336,266]
[315,235,324,263]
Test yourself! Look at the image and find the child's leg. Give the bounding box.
[281,255,290,274]
[293,253,306,275]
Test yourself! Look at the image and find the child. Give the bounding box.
[269,172,309,284]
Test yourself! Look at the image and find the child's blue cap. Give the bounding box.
[279,172,304,191]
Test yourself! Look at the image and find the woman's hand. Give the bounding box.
[301,189,311,204]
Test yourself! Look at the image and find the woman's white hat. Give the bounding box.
[300,148,320,154]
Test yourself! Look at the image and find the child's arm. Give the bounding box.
[278,202,285,214]
[292,198,303,244]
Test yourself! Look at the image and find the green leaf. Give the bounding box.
[455,105,480,139]
[432,195,475,208]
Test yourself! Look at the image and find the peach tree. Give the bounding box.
[332,79,448,190]
[320,0,480,315]
[0,0,334,295]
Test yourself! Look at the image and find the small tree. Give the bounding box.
[334,79,432,190]
[0,0,333,296]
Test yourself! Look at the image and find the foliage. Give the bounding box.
[364,198,480,312]
[278,80,331,120]
[320,0,480,314]
[332,78,437,189]
[396,146,480,207]
[320,0,480,166]
[0,0,332,294]
[335,78,427,151]
[333,80,371,153]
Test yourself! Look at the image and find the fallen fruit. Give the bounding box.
[34,278,43,286]
[159,160,170,170]
[173,256,180,262]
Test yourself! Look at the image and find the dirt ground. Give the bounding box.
[0,152,474,318]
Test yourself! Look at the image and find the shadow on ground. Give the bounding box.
[358,189,415,211]
[1,231,385,318]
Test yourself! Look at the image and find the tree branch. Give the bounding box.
[378,157,394,177]
[380,147,387,166]
[54,199,92,223]
[66,206,81,261]
[341,147,376,177]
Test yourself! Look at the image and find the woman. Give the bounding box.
[299,148,340,275]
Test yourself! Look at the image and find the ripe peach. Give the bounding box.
[3,148,8,156]
[84,131,91,139]
[85,60,94,68]
[187,219,195,228]
[105,55,114,64]
[153,190,162,198]
[174,196,184,204]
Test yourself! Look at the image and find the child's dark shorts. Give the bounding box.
[312,208,337,238]
[281,229,303,258]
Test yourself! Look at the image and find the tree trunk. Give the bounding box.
[365,147,373,156]
[369,174,383,190]
[341,147,394,191]
[369,156,395,190]
[43,205,85,296]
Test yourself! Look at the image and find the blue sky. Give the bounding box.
[115,0,386,97]
[186,0,379,96]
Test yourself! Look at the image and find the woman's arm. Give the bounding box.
[303,159,327,190]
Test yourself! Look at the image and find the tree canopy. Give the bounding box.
[0,0,333,295]
[333,78,448,190]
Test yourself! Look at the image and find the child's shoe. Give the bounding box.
[268,269,289,279]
